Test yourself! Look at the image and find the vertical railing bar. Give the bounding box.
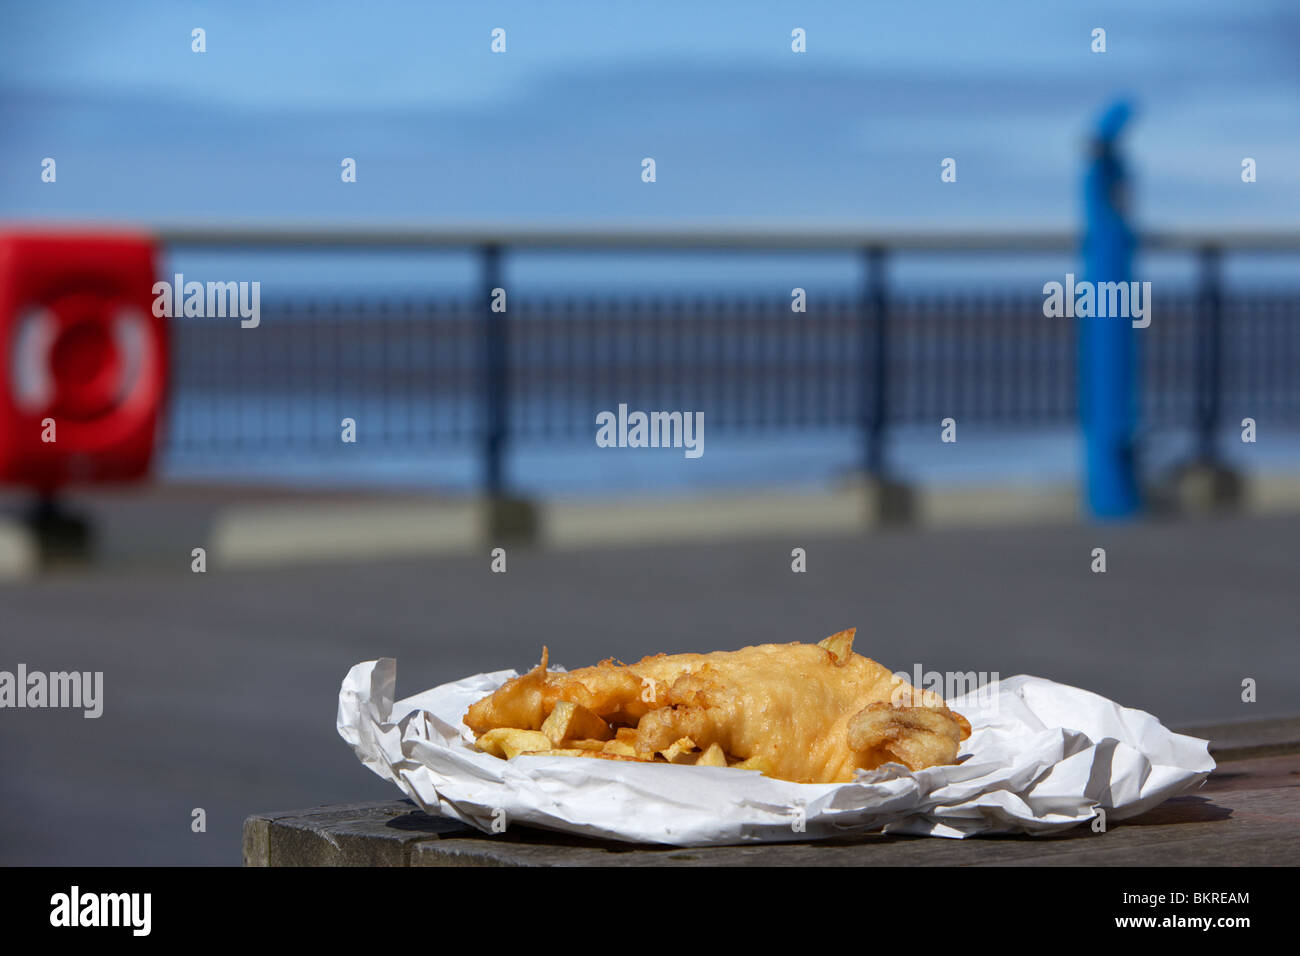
[481,243,506,496]
[1195,245,1223,462]
[861,246,889,475]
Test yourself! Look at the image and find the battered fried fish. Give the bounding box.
[464,629,971,783]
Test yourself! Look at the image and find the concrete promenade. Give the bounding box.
[1,507,1297,864]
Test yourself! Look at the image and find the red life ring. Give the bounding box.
[0,231,166,491]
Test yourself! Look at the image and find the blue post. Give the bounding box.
[1080,100,1141,519]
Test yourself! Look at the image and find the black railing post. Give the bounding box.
[481,243,506,495]
[1194,245,1223,462]
[861,246,889,475]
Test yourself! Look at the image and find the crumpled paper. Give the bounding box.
[337,658,1214,845]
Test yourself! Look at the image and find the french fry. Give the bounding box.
[475,728,553,759]
[697,742,727,767]
[661,736,697,764]
[565,739,609,751]
[615,727,639,744]
[602,739,638,757]
[540,700,614,745]
[730,753,773,774]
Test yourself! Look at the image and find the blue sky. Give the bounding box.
[2,0,1298,232]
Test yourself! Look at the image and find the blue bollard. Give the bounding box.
[1080,100,1141,519]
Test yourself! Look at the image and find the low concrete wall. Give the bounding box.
[5,472,1300,578]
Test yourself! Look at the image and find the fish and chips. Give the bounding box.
[463,628,971,784]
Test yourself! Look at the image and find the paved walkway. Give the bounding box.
[1,513,1297,864]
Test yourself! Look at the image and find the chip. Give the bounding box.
[475,728,553,759]
[660,736,698,764]
[540,700,614,745]
[697,742,727,767]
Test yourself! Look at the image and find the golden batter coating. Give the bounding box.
[463,629,971,784]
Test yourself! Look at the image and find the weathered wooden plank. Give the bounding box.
[247,726,1300,866]
[242,801,472,867]
[408,785,1297,867]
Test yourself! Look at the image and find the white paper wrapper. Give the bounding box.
[337,658,1215,845]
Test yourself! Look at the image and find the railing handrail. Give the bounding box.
[12,220,1299,252]
[156,223,1082,250]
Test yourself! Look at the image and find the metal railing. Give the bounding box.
[155,225,1300,492]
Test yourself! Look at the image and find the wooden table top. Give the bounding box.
[244,718,1300,866]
